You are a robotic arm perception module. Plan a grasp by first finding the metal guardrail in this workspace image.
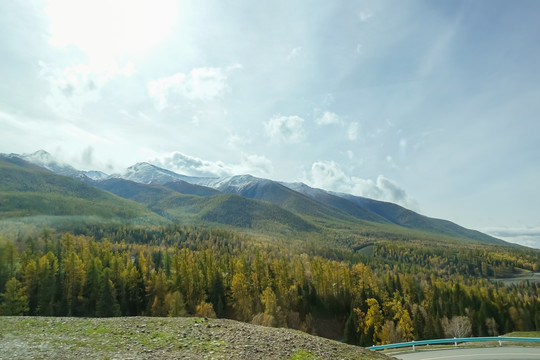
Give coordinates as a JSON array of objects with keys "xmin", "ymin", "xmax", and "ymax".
[{"xmin": 369, "ymin": 336, "xmax": 540, "ymax": 351}]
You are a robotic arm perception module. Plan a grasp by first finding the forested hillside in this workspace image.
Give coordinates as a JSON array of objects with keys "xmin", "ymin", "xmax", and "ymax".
[
  {"xmin": 1, "ymin": 225, "xmax": 539, "ymax": 346},
  {"xmin": 0, "ymin": 155, "xmax": 506, "ymax": 250},
  {"xmin": 0, "ymin": 158, "xmax": 165, "ymax": 225},
  {"xmin": 2, "ymin": 153, "xmax": 539, "ymax": 347}
]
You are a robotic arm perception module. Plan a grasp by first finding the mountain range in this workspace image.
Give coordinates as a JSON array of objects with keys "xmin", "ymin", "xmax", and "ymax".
[{"xmin": 0, "ymin": 150, "xmax": 507, "ymax": 246}]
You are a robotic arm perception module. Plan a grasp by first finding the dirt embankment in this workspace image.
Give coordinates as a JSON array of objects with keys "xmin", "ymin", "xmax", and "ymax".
[{"xmin": 0, "ymin": 316, "xmax": 394, "ymax": 360}]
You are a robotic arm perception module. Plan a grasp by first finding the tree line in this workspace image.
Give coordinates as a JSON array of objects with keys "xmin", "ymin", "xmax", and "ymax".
[{"xmin": 1, "ymin": 226, "xmax": 539, "ymax": 346}]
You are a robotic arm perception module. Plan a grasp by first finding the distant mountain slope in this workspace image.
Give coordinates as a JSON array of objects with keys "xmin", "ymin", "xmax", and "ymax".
[
  {"xmin": 91, "ymin": 177, "xmax": 314, "ymax": 233},
  {"xmin": 0, "ymin": 156, "xmax": 165, "ymax": 224},
  {"xmin": 282, "ymin": 182, "xmax": 506, "ymax": 245},
  {"xmin": 121, "ymin": 166, "xmax": 504, "ymax": 246},
  {"xmin": 120, "ymin": 167, "xmax": 377, "ymax": 227},
  {"xmin": 92, "ymin": 178, "xmax": 177, "ymax": 206},
  {"xmin": 203, "ymin": 175, "xmax": 370, "ymax": 224},
  {"xmin": 162, "ymin": 180, "xmax": 221, "ymax": 197},
  {"xmin": 337, "ymin": 193, "xmax": 507, "ymax": 245},
  {"xmin": 6, "ymin": 150, "xmax": 508, "ymax": 246},
  {"xmin": 283, "ymin": 182, "xmax": 391, "ymax": 224},
  {"xmin": 197, "ymin": 193, "xmax": 316, "ymax": 231}
]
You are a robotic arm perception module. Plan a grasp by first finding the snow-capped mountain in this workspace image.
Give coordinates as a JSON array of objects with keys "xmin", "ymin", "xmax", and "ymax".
[
  {"xmin": 2, "ymin": 150, "xmax": 506, "ymax": 245},
  {"xmin": 10, "ymin": 150, "xmax": 108, "ymax": 180},
  {"xmin": 18, "ymin": 150, "xmax": 79, "ymax": 177},
  {"xmin": 115, "ymin": 162, "xmax": 273, "ymax": 194},
  {"xmin": 201, "ymin": 175, "xmax": 273, "ymax": 192},
  {"xmin": 82, "ymin": 170, "xmax": 110, "ymax": 181},
  {"xmin": 117, "ymin": 162, "xmax": 214, "ymax": 185},
  {"xmin": 281, "ymin": 181, "xmax": 329, "ymax": 198}
]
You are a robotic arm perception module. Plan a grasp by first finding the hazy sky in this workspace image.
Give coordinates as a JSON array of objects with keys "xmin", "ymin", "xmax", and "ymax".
[{"xmin": 1, "ymin": 0, "xmax": 539, "ymax": 247}]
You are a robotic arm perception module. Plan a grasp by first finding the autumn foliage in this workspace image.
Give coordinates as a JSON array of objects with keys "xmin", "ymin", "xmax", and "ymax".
[{"xmin": 1, "ymin": 226, "xmax": 540, "ymax": 346}]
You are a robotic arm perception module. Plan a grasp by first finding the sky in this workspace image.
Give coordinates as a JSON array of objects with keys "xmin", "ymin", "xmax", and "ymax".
[{"xmin": 1, "ymin": 0, "xmax": 540, "ymax": 247}]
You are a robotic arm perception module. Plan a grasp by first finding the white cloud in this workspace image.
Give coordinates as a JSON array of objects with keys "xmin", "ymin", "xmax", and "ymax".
[
  {"xmin": 148, "ymin": 73, "xmax": 185, "ymax": 110},
  {"xmin": 316, "ymin": 111, "xmax": 343, "ymax": 126},
  {"xmin": 151, "ymin": 151, "xmax": 273, "ymax": 178},
  {"xmin": 264, "ymin": 115, "xmax": 306, "ymax": 143},
  {"xmin": 148, "ymin": 67, "xmax": 231, "ymax": 110},
  {"xmin": 40, "ymin": 61, "xmax": 135, "ymax": 115},
  {"xmin": 81, "ymin": 146, "xmax": 94, "ymax": 166},
  {"xmin": 237, "ymin": 154, "xmax": 273, "ymax": 176},
  {"xmin": 304, "ymin": 160, "xmax": 417, "ymax": 209},
  {"xmin": 151, "ymin": 152, "xmax": 229, "ymax": 177},
  {"xmin": 227, "ymin": 134, "xmax": 252, "ymax": 147},
  {"xmin": 386, "ymin": 155, "xmax": 399, "ymax": 169},
  {"xmin": 187, "ymin": 67, "xmax": 229, "ymax": 100},
  {"xmin": 375, "ymin": 175, "xmax": 415, "ymax": 208},
  {"xmin": 483, "ymin": 226, "xmax": 540, "ymax": 248},
  {"xmin": 60, "ymin": 124, "xmax": 113, "ymax": 145},
  {"xmin": 287, "ymin": 47, "xmax": 304, "ymax": 61},
  {"xmin": 348, "ymin": 122, "xmax": 360, "ymax": 140},
  {"xmin": 358, "ymin": 11, "xmax": 373, "ymax": 22}
]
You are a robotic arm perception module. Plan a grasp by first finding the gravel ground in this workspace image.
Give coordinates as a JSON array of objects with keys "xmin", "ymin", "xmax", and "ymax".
[{"xmin": 0, "ymin": 317, "xmax": 394, "ymax": 360}]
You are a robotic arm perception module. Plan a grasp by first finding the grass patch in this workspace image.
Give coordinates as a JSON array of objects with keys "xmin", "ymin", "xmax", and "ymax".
[
  {"xmin": 288, "ymin": 349, "xmax": 321, "ymax": 360},
  {"xmin": 505, "ymin": 331, "xmax": 540, "ymax": 338}
]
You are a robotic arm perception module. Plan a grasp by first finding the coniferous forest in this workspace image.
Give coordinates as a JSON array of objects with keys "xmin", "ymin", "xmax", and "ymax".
[{"xmin": 1, "ymin": 224, "xmax": 539, "ymax": 346}]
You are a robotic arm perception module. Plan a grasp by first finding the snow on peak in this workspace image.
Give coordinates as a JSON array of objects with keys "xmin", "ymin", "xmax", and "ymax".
[
  {"xmin": 206, "ymin": 174, "xmax": 271, "ymax": 192},
  {"xmin": 23, "ymin": 150, "xmax": 56, "ymax": 166},
  {"xmin": 281, "ymin": 182, "xmax": 325, "ymax": 197},
  {"xmin": 120, "ymin": 162, "xmax": 212, "ymax": 185},
  {"xmin": 118, "ymin": 164, "xmax": 266, "ymax": 191},
  {"xmin": 126, "ymin": 162, "xmax": 154, "ymax": 171},
  {"xmin": 83, "ymin": 170, "xmax": 109, "ymax": 181},
  {"xmin": 19, "ymin": 150, "xmax": 80, "ymax": 176}
]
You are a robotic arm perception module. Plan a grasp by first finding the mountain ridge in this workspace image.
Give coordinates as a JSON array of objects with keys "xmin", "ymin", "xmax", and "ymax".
[{"xmin": 3, "ymin": 150, "xmax": 508, "ymax": 246}]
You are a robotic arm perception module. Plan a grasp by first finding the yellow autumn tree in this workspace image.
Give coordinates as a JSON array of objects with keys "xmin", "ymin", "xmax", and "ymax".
[
  {"xmin": 195, "ymin": 301, "xmax": 216, "ymax": 318},
  {"xmin": 63, "ymin": 250, "xmax": 85, "ymax": 316},
  {"xmin": 166, "ymin": 290, "xmax": 186, "ymax": 317},
  {"xmin": 365, "ymin": 298, "xmax": 384, "ymax": 344},
  {"xmin": 391, "ymin": 292, "xmax": 414, "ymax": 341},
  {"xmin": 231, "ymin": 272, "xmax": 252, "ymax": 321}
]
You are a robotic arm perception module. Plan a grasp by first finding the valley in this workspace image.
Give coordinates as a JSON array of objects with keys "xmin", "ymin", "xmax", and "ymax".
[{"xmin": 1, "ymin": 151, "xmax": 539, "ymax": 353}]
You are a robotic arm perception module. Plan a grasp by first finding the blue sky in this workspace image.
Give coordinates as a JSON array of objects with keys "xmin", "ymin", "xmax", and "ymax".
[{"xmin": 1, "ymin": 0, "xmax": 539, "ymax": 247}]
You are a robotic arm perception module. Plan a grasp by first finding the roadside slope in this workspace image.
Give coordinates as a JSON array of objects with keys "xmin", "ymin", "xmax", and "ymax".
[{"xmin": 0, "ymin": 316, "xmax": 392, "ymax": 360}]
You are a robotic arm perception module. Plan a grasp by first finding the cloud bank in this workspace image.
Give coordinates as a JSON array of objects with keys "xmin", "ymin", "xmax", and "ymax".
[
  {"xmin": 148, "ymin": 67, "xmax": 232, "ymax": 110},
  {"xmin": 483, "ymin": 227, "xmax": 540, "ymax": 249},
  {"xmin": 304, "ymin": 160, "xmax": 417, "ymax": 209},
  {"xmin": 316, "ymin": 111, "xmax": 343, "ymax": 126},
  {"xmin": 40, "ymin": 61, "xmax": 135, "ymax": 115},
  {"xmin": 264, "ymin": 115, "xmax": 306, "ymax": 143},
  {"xmin": 151, "ymin": 151, "xmax": 273, "ymax": 178}
]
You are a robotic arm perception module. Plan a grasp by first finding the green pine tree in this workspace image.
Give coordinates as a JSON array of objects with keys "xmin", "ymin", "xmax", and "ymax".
[
  {"xmin": 96, "ymin": 268, "xmax": 120, "ymax": 317},
  {"xmin": 1, "ymin": 277, "xmax": 29, "ymax": 315}
]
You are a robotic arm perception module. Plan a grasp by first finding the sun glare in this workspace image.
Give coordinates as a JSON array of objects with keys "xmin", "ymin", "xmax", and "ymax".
[{"xmin": 45, "ymin": 0, "xmax": 177, "ymax": 61}]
